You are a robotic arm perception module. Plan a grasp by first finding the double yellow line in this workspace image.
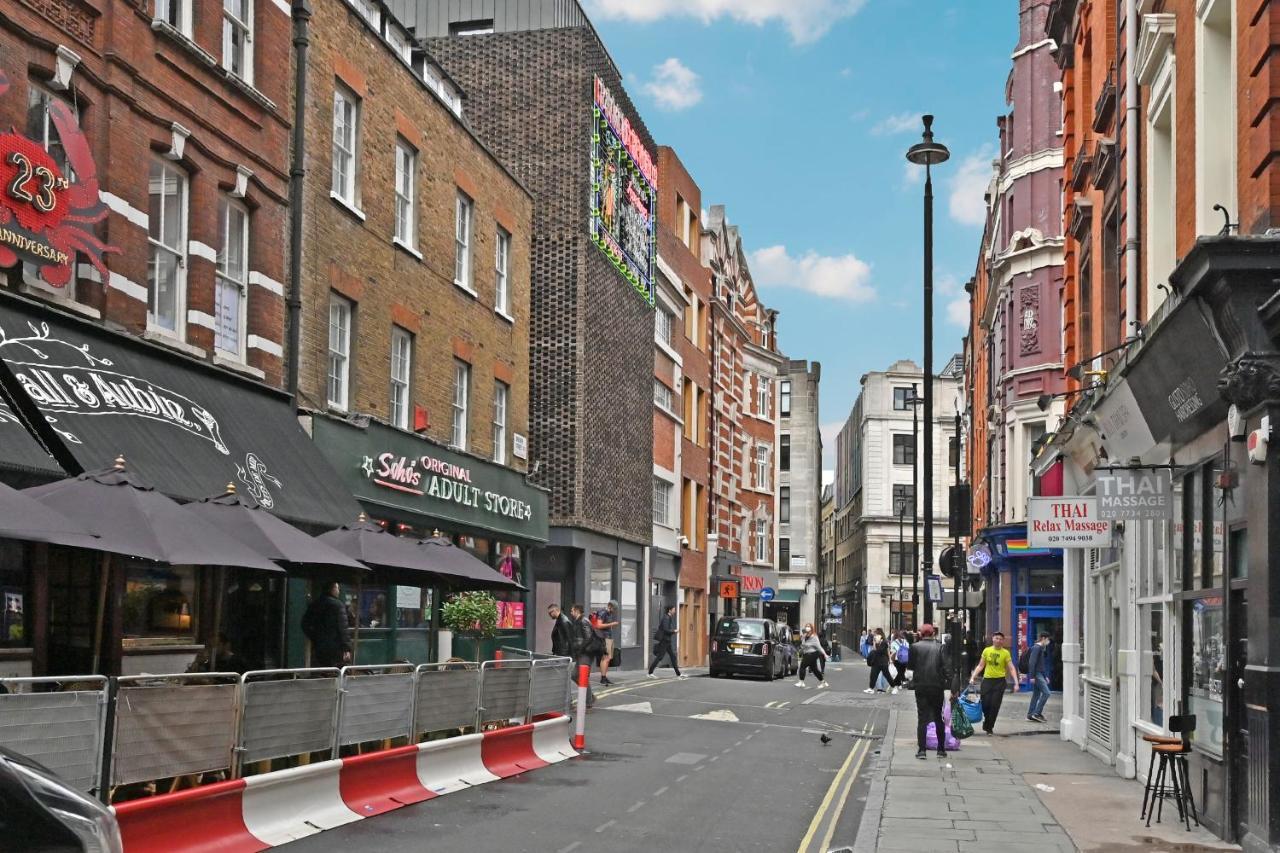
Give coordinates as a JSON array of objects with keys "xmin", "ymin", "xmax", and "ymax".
[{"xmin": 796, "ymin": 723, "xmax": 873, "ymax": 853}]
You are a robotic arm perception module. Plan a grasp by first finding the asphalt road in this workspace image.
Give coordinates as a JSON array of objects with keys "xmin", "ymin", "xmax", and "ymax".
[{"xmin": 284, "ymin": 660, "xmax": 889, "ymax": 853}]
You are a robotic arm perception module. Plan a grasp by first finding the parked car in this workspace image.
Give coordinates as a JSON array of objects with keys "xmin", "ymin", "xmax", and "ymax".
[
  {"xmin": 709, "ymin": 617, "xmax": 787, "ymax": 680},
  {"xmin": 0, "ymin": 746, "xmax": 122, "ymax": 853}
]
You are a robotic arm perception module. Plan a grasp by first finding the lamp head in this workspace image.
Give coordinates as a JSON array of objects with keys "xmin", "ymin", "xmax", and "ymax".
[
  {"xmin": 1067, "ymin": 363, "xmax": 1084, "ymax": 381},
  {"xmin": 906, "ymin": 114, "xmax": 951, "ymax": 166},
  {"xmin": 1037, "ymin": 393, "xmax": 1053, "ymax": 412}
]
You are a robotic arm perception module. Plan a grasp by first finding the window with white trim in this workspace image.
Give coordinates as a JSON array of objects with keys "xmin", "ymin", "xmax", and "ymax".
[
  {"xmin": 756, "ymin": 376, "xmax": 771, "ymax": 417},
  {"xmin": 495, "ymin": 227, "xmax": 510, "ymax": 315},
  {"xmin": 492, "ymin": 381, "xmax": 508, "ymax": 464},
  {"xmin": 755, "ymin": 444, "xmax": 771, "ymax": 491},
  {"xmin": 655, "ymin": 304, "xmax": 674, "ymax": 345},
  {"xmin": 389, "ymin": 326, "xmax": 412, "ymax": 429},
  {"xmin": 454, "ymin": 192, "xmax": 473, "ymax": 289},
  {"xmin": 155, "ymin": 0, "xmax": 192, "ymax": 34},
  {"xmin": 327, "ymin": 295, "xmax": 352, "ymax": 410},
  {"xmin": 385, "ymin": 20, "xmax": 412, "ymax": 62},
  {"xmin": 1196, "ymin": 0, "xmax": 1236, "ymax": 238},
  {"xmin": 331, "ymin": 84, "xmax": 360, "ymax": 205},
  {"xmin": 147, "ymin": 160, "xmax": 187, "ymax": 334},
  {"xmin": 654, "ymin": 379, "xmax": 673, "ymax": 410},
  {"xmin": 222, "ymin": 0, "xmax": 253, "ymax": 83},
  {"xmin": 451, "ymin": 360, "xmax": 470, "ymax": 449},
  {"xmin": 652, "ymin": 477, "xmax": 672, "ymax": 527},
  {"xmin": 349, "ymin": 0, "xmax": 380, "ymax": 28},
  {"xmin": 754, "ymin": 519, "xmax": 769, "ymax": 563},
  {"xmin": 393, "ymin": 139, "xmax": 416, "ymax": 248},
  {"xmin": 215, "ymin": 197, "xmax": 249, "ymax": 358}
]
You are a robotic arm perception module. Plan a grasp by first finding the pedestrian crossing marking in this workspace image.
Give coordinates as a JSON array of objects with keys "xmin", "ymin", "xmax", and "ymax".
[{"xmin": 690, "ymin": 708, "xmax": 740, "ymax": 722}]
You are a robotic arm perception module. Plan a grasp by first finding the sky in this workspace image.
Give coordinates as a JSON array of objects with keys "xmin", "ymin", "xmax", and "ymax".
[{"xmin": 586, "ymin": 0, "xmax": 1017, "ymax": 472}]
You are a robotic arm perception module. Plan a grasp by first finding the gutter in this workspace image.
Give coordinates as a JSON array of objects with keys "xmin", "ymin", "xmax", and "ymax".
[
  {"xmin": 286, "ymin": 0, "xmax": 312, "ymax": 400},
  {"xmin": 1123, "ymin": 0, "xmax": 1140, "ymax": 338}
]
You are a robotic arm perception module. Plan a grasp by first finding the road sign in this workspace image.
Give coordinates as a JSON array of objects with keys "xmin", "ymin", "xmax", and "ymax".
[
  {"xmin": 760, "ymin": 587, "xmax": 775, "ymax": 602},
  {"xmin": 718, "ymin": 581, "xmax": 739, "ymax": 599},
  {"xmin": 830, "ymin": 603, "xmax": 844, "ymax": 618}
]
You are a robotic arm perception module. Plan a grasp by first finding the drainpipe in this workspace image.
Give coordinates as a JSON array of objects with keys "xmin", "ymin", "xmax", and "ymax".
[
  {"xmin": 1123, "ymin": 0, "xmax": 1140, "ymax": 337},
  {"xmin": 285, "ymin": 0, "xmax": 312, "ymax": 400}
]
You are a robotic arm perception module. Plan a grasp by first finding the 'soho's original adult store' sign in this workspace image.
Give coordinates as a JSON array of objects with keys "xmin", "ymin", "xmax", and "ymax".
[
  {"xmin": 1027, "ymin": 497, "xmax": 1112, "ymax": 548},
  {"xmin": 364, "ymin": 452, "xmax": 534, "ymax": 523}
]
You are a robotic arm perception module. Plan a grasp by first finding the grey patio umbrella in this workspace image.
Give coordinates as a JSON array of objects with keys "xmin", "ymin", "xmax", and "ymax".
[
  {"xmin": 185, "ymin": 485, "xmax": 367, "ymax": 570},
  {"xmin": 315, "ymin": 514, "xmax": 436, "ymax": 573},
  {"xmin": 23, "ymin": 458, "xmax": 279, "ymax": 571},
  {"xmin": 0, "ymin": 480, "xmax": 100, "ymax": 549},
  {"xmin": 417, "ymin": 536, "xmax": 525, "ymax": 591}
]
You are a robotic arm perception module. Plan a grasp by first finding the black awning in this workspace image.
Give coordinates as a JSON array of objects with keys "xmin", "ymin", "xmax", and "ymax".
[
  {"xmin": 0, "ymin": 400, "xmax": 61, "ymax": 480},
  {"xmin": 0, "ymin": 296, "xmax": 361, "ymax": 529}
]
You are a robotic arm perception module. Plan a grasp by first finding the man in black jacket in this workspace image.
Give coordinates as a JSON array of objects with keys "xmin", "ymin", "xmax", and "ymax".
[
  {"xmin": 301, "ymin": 582, "xmax": 351, "ymax": 668},
  {"xmin": 548, "ymin": 603, "xmax": 573, "ymax": 657},
  {"xmin": 908, "ymin": 623, "xmax": 951, "ymax": 759},
  {"xmin": 568, "ymin": 604, "xmax": 596, "ymax": 708},
  {"xmin": 647, "ymin": 605, "xmax": 687, "ymax": 679}
]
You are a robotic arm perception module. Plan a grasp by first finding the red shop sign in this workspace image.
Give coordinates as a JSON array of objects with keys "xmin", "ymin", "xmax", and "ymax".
[
  {"xmin": 741, "ymin": 575, "xmax": 765, "ymax": 593},
  {"xmin": 0, "ymin": 66, "xmax": 117, "ymax": 287}
]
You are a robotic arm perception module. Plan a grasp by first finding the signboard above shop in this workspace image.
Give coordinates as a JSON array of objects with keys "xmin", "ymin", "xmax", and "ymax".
[
  {"xmin": 1027, "ymin": 497, "xmax": 1113, "ymax": 548},
  {"xmin": 1096, "ymin": 468, "xmax": 1174, "ymax": 520}
]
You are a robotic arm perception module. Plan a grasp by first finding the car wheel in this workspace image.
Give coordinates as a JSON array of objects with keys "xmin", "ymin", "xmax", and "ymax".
[{"xmin": 709, "ymin": 668, "xmax": 720, "ymax": 678}]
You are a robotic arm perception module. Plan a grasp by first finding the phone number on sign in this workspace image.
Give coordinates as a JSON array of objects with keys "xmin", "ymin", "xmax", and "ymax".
[{"xmin": 1040, "ymin": 533, "xmax": 1108, "ymax": 545}]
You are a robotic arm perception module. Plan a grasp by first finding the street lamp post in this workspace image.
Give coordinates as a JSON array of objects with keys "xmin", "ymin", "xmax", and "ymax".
[
  {"xmin": 906, "ymin": 116, "xmax": 949, "ymax": 628},
  {"xmin": 897, "ymin": 504, "xmax": 906, "ymax": 631},
  {"xmin": 911, "ymin": 383, "xmax": 920, "ymax": 630}
]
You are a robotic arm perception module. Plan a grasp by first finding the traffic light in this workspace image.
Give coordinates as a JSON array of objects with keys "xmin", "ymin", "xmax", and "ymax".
[
  {"xmin": 948, "ymin": 484, "xmax": 972, "ymax": 537},
  {"xmin": 938, "ymin": 545, "xmax": 964, "ymax": 578}
]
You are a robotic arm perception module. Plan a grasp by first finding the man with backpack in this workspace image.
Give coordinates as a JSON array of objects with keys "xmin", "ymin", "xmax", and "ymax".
[{"xmin": 889, "ymin": 630, "xmax": 910, "ymax": 694}]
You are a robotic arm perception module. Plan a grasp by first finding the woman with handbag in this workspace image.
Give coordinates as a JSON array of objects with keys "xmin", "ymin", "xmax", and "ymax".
[{"xmin": 865, "ymin": 630, "xmax": 892, "ymax": 694}]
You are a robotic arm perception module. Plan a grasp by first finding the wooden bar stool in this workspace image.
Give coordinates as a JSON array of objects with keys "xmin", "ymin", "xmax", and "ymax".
[
  {"xmin": 1138, "ymin": 732, "xmax": 1182, "ymax": 820},
  {"xmin": 1144, "ymin": 715, "xmax": 1199, "ymax": 830}
]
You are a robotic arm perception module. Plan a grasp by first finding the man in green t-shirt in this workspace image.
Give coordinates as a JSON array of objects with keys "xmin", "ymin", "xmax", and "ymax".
[{"xmin": 969, "ymin": 631, "xmax": 1020, "ymax": 734}]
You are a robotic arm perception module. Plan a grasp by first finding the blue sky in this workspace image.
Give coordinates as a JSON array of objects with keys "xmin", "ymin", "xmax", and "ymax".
[{"xmin": 587, "ymin": 0, "xmax": 1017, "ymax": 472}]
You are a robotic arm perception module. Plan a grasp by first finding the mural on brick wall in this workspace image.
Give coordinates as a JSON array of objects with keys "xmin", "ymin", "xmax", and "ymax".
[{"xmin": 590, "ymin": 76, "xmax": 656, "ymax": 306}]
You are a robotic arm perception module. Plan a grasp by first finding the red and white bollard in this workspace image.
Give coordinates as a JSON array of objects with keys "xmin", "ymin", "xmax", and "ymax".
[{"xmin": 574, "ymin": 664, "xmax": 589, "ymax": 750}]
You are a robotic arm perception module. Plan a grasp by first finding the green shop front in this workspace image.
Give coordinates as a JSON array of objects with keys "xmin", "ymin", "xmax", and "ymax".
[{"xmin": 295, "ymin": 416, "xmax": 548, "ymax": 665}]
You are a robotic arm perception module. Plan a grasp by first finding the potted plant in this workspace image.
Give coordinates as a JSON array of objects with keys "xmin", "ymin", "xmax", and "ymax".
[{"xmin": 440, "ymin": 590, "xmax": 499, "ymax": 662}]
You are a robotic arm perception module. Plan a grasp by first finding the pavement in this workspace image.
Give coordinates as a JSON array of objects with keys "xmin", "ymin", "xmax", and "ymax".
[
  {"xmin": 855, "ymin": 685, "xmax": 1241, "ymax": 853},
  {"xmin": 282, "ymin": 659, "xmax": 890, "ymax": 852}
]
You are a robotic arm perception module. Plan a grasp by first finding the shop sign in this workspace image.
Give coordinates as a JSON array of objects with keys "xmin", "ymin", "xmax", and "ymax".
[
  {"xmin": 966, "ymin": 543, "xmax": 992, "ymax": 574},
  {"xmin": 497, "ymin": 601, "xmax": 524, "ymax": 629},
  {"xmin": 1124, "ymin": 302, "xmax": 1228, "ymax": 446},
  {"xmin": 741, "ymin": 574, "xmax": 765, "ymax": 593},
  {"xmin": 312, "ymin": 417, "xmax": 548, "ymax": 543},
  {"xmin": 0, "ymin": 67, "xmax": 117, "ymax": 286},
  {"xmin": 1094, "ymin": 382, "xmax": 1157, "ymax": 463},
  {"xmin": 1096, "ymin": 469, "xmax": 1174, "ymax": 520},
  {"xmin": 395, "ymin": 586, "xmax": 421, "ymax": 610},
  {"xmin": 718, "ymin": 580, "xmax": 739, "ymax": 599},
  {"xmin": 1027, "ymin": 497, "xmax": 1112, "ymax": 548},
  {"xmin": 792, "ymin": 554, "xmax": 808, "ymax": 570}
]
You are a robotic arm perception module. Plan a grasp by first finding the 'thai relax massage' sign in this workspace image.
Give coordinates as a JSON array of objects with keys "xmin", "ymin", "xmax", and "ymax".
[{"xmin": 1027, "ymin": 497, "xmax": 1112, "ymax": 548}]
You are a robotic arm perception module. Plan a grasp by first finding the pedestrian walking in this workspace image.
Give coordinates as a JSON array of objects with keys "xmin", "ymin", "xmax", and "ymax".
[
  {"xmin": 547, "ymin": 603, "xmax": 573, "ymax": 657},
  {"xmin": 795, "ymin": 623, "xmax": 829, "ymax": 688},
  {"xmin": 647, "ymin": 605, "xmax": 687, "ymax": 679},
  {"xmin": 889, "ymin": 630, "xmax": 910, "ymax": 692},
  {"xmin": 301, "ymin": 582, "xmax": 352, "ymax": 668},
  {"xmin": 593, "ymin": 600, "xmax": 620, "ymax": 685},
  {"xmin": 908, "ymin": 624, "xmax": 951, "ymax": 759},
  {"xmin": 969, "ymin": 631, "xmax": 1019, "ymax": 734},
  {"xmin": 864, "ymin": 630, "xmax": 892, "ymax": 694},
  {"xmin": 568, "ymin": 604, "xmax": 597, "ymax": 708},
  {"xmin": 1025, "ymin": 632, "xmax": 1053, "ymax": 722},
  {"xmin": 858, "ymin": 627, "xmax": 871, "ymax": 659},
  {"xmin": 830, "ymin": 636, "xmax": 842, "ymax": 662}
]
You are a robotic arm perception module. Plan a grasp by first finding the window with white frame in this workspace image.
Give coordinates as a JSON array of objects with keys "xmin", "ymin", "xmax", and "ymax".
[
  {"xmin": 384, "ymin": 20, "xmax": 412, "ymax": 62},
  {"xmin": 327, "ymin": 295, "xmax": 352, "ymax": 410},
  {"xmin": 652, "ymin": 477, "xmax": 672, "ymax": 527},
  {"xmin": 494, "ymin": 227, "xmax": 510, "ymax": 315},
  {"xmin": 451, "ymin": 360, "xmax": 470, "ymax": 449},
  {"xmin": 1196, "ymin": 0, "xmax": 1235, "ymax": 237},
  {"xmin": 755, "ymin": 444, "xmax": 770, "ymax": 491},
  {"xmin": 1144, "ymin": 20, "xmax": 1176, "ymax": 312},
  {"xmin": 215, "ymin": 197, "xmax": 249, "ymax": 358},
  {"xmin": 147, "ymin": 160, "xmax": 187, "ymax": 334},
  {"xmin": 393, "ymin": 139, "xmax": 416, "ymax": 248},
  {"xmin": 454, "ymin": 192, "xmax": 473, "ymax": 289},
  {"xmin": 222, "ymin": 0, "xmax": 253, "ymax": 83},
  {"xmin": 756, "ymin": 376, "xmax": 770, "ymax": 417},
  {"xmin": 654, "ymin": 379, "xmax": 673, "ymax": 411},
  {"xmin": 349, "ymin": 0, "xmax": 380, "ymax": 28},
  {"xmin": 155, "ymin": 0, "xmax": 192, "ymax": 34},
  {"xmin": 331, "ymin": 84, "xmax": 360, "ymax": 206},
  {"xmin": 492, "ymin": 381, "xmax": 508, "ymax": 464},
  {"xmin": 655, "ymin": 303, "xmax": 674, "ymax": 345},
  {"xmin": 754, "ymin": 519, "xmax": 769, "ymax": 563},
  {"xmin": 389, "ymin": 326, "xmax": 412, "ymax": 429}
]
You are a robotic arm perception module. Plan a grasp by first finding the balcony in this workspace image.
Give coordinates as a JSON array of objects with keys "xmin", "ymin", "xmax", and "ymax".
[
  {"xmin": 1070, "ymin": 141, "xmax": 1094, "ymax": 192},
  {"xmin": 1069, "ymin": 196, "xmax": 1094, "ymax": 242},
  {"xmin": 1093, "ymin": 69, "xmax": 1117, "ymax": 133}
]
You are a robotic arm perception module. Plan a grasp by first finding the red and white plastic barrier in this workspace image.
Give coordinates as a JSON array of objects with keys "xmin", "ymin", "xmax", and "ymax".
[{"xmin": 113, "ymin": 715, "xmax": 577, "ymax": 852}]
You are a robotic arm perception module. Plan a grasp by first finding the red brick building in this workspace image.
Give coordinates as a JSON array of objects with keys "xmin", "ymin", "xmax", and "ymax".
[{"xmin": 0, "ymin": 0, "xmax": 292, "ymax": 384}]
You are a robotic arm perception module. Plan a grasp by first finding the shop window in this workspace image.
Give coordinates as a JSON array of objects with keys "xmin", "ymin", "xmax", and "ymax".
[
  {"xmin": 1139, "ymin": 604, "xmax": 1165, "ymax": 727},
  {"xmin": 395, "ymin": 587, "xmax": 432, "ymax": 629},
  {"xmin": 123, "ymin": 563, "xmax": 196, "ymax": 640},
  {"xmin": 589, "ymin": 554, "xmax": 613, "ymax": 615},
  {"xmin": 1186, "ymin": 594, "xmax": 1225, "ymax": 755},
  {"xmin": 0, "ymin": 542, "xmax": 28, "ymax": 648},
  {"xmin": 620, "ymin": 558, "xmax": 639, "ymax": 646}
]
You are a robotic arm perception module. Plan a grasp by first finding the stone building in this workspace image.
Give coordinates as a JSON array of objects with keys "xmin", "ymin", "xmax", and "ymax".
[
  {"xmin": 398, "ymin": 0, "xmax": 657, "ymax": 660},
  {"xmin": 775, "ymin": 359, "xmax": 821, "ymax": 627}
]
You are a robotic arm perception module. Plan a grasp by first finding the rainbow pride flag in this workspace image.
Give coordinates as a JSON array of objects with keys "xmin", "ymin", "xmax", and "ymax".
[{"xmin": 1005, "ymin": 538, "xmax": 1055, "ymax": 557}]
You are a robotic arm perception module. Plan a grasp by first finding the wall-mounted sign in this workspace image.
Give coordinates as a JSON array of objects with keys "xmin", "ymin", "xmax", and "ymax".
[
  {"xmin": 1096, "ymin": 468, "xmax": 1174, "ymax": 520},
  {"xmin": 718, "ymin": 581, "xmax": 739, "ymax": 599},
  {"xmin": 966, "ymin": 542, "xmax": 992, "ymax": 573},
  {"xmin": 925, "ymin": 575, "xmax": 943, "ymax": 603},
  {"xmin": 0, "ymin": 67, "xmax": 116, "ymax": 286},
  {"xmin": 1027, "ymin": 497, "xmax": 1112, "ymax": 548},
  {"xmin": 512, "ymin": 433, "xmax": 528, "ymax": 460},
  {"xmin": 1124, "ymin": 301, "xmax": 1228, "ymax": 446},
  {"xmin": 759, "ymin": 587, "xmax": 775, "ymax": 602},
  {"xmin": 791, "ymin": 554, "xmax": 808, "ymax": 570},
  {"xmin": 741, "ymin": 574, "xmax": 765, "ymax": 593},
  {"xmin": 590, "ymin": 76, "xmax": 656, "ymax": 306}
]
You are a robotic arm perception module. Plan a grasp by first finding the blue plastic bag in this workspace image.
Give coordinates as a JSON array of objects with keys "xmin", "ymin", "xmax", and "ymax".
[{"xmin": 959, "ymin": 687, "xmax": 983, "ymax": 724}]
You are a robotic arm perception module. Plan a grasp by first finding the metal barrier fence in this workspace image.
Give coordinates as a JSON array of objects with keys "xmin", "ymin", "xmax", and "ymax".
[{"xmin": 0, "ymin": 655, "xmax": 573, "ymax": 802}]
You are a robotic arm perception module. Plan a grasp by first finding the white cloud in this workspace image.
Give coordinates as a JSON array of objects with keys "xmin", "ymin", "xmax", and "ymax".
[
  {"xmin": 749, "ymin": 245, "xmax": 875, "ymax": 302},
  {"xmin": 938, "ymin": 273, "xmax": 970, "ymax": 328},
  {"xmin": 643, "ymin": 58, "xmax": 703, "ymax": 111},
  {"xmin": 587, "ymin": 0, "xmax": 866, "ymax": 44},
  {"xmin": 871, "ymin": 112, "xmax": 922, "ymax": 136},
  {"xmin": 948, "ymin": 145, "xmax": 996, "ymax": 227},
  {"xmin": 839, "ymin": 67, "xmax": 853, "ymax": 78},
  {"xmin": 903, "ymin": 162, "xmax": 924, "ymax": 187}
]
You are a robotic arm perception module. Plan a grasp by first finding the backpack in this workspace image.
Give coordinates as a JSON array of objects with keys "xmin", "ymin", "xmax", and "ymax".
[
  {"xmin": 1018, "ymin": 646, "xmax": 1032, "ymax": 674},
  {"xmin": 896, "ymin": 640, "xmax": 909, "ymax": 664}
]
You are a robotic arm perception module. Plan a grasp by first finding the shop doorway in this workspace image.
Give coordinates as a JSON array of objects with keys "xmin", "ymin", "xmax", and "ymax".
[
  {"xmin": 533, "ymin": 581, "xmax": 562, "ymax": 655},
  {"xmin": 1022, "ymin": 609, "xmax": 1064, "ymax": 691},
  {"xmin": 1229, "ymin": 585, "xmax": 1249, "ymax": 841}
]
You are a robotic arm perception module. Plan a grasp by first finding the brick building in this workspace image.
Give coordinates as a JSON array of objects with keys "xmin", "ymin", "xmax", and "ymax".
[
  {"xmin": 1036, "ymin": 1, "xmax": 1280, "ymax": 847},
  {"xmin": 290, "ymin": 0, "xmax": 544, "ymax": 663},
  {"xmin": 703, "ymin": 205, "xmax": 785, "ymax": 620},
  {"xmin": 399, "ymin": 0, "xmax": 658, "ymax": 660},
  {"xmin": 655, "ymin": 146, "xmax": 711, "ymax": 667},
  {"xmin": 963, "ymin": 0, "xmax": 1067, "ymax": 661}
]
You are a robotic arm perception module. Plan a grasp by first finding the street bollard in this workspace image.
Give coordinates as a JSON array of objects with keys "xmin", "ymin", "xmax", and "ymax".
[{"xmin": 574, "ymin": 664, "xmax": 589, "ymax": 750}]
